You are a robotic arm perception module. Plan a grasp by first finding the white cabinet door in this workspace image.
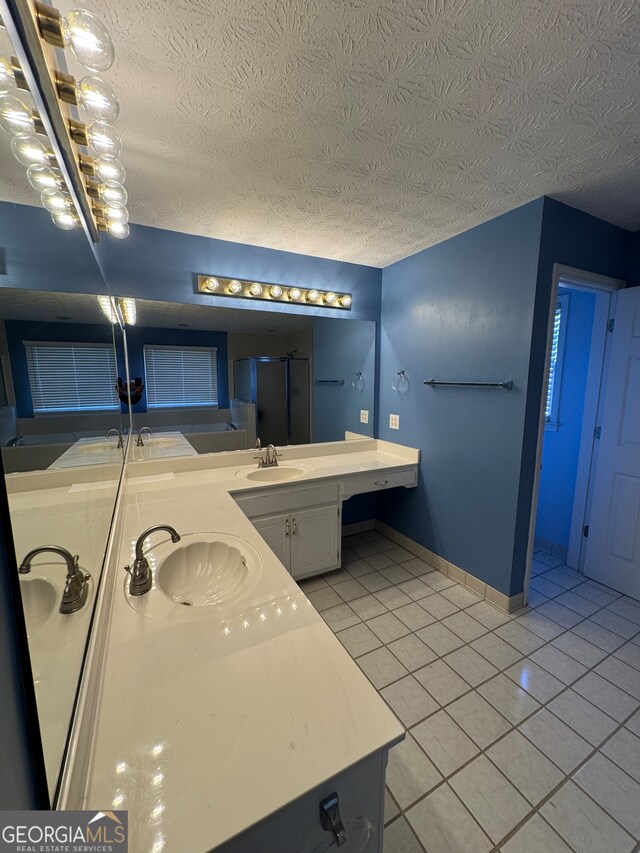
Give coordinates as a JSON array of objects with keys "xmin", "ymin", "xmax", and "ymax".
[
  {"xmin": 252, "ymin": 513, "xmax": 291, "ymax": 572},
  {"xmin": 290, "ymin": 505, "xmax": 340, "ymax": 580},
  {"xmin": 584, "ymin": 286, "xmax": 640, "ymax": 599}
]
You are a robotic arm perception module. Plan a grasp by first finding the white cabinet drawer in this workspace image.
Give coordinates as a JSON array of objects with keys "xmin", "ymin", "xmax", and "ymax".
[
  {"xmin": 343, "ymin": 468, "xmax": 417, "ymax": 499},
  {"xmin": 234, "ymin": 482, "xmax": 340, "ymax": 519}
]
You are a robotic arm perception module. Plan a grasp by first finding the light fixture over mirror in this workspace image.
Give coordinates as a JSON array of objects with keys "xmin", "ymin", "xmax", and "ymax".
[
  {"xmin": 198, "ymin": 275, "xmax": 352, "ymax": 310},
  {"xmin": 0, "ymin": 2, "xmax": 129, "ymax": 239}
]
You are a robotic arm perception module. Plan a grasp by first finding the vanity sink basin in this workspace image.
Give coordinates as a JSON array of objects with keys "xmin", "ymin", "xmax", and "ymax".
[
  {"xmin": 156, "ymin": 536, "xmax": 252, "ymax": 607},
  {"xmin": 243, "ymin": 465, "xmax": 310, "ymax": 483},
  {"xmin": 148, "ymin": 437, "xmax": 179, "ymax": 448},
  {"xmin": 20, "ymin": 577, "xmax": 57, "ymax": 636}
]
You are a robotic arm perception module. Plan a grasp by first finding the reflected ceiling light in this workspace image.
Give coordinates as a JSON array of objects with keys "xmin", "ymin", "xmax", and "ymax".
[
  {"xmin": 106, "ymin": 220, "xmax": 129, "ymax": 239},
  {"xmin": 0, "ymin": 56, "xmax": 15, "ymax": 94},
  {"xmin": 0, "ymin": 4, "xmax": 129, "ymax": 240},
  {"xmin": 11, "ymin": 135, "xmax": 50, "ymax": 166},
  {"xmin": 98, "ymin": 295, "xmax": 118, "ymax": 323},
  {"xmin": 118, "ymin": 297, "xmax": 136, "ymax": 325},
  {"xmin": 52, "ymin": 211, "xmax": 78, "ymax": 230},
  {"xmin": 103, "ymin": 204, "xmax": 129, "ymax": 223},
  {"xmin": 37, "ymin": 5, "xmax": 115, "ymax": 72},
  {"xmin": 196, "ymin": 276, "xmax": 352, "ymax": 311},
  {"xmin": 41, "ymin": 187, "xmax": 71, "ymax": 213},
  {"xmin": 26, "ymin": 163, "xmax": 60, "ymax": 191},
  {"xmin": 0, "ymin": 94, "xmax": 35, "ymax": 136}
]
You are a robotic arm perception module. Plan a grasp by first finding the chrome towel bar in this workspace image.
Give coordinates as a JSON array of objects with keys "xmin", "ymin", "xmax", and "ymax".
[{"xmin": 424, "ymin": 379, "xmax": 513, "ymax": 389}]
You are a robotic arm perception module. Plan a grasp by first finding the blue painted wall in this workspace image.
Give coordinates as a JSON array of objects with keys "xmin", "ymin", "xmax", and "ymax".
[
  {"xmin": 5, "ymin": 320, "xmax": 124, "ymax": 418},
  {"xmin": 509, "ymin": 199, "xmax": 632, "ymax": 592},
  {"xmin": 104, "ymin": 222, "xmax": 382, "ymax": 323},
  {"xmin": 376, "ymin": 200, "xmax": 546, "ymax": 595},
  {"xmin": 312, "ymin": 318, "xmax": 376, "ymax": 442},
  {"xmin": 535, "ymin": 289, "xmax": 596, "ymax": 549},
  {"xmin": 625, "ymin": 230, "xmax": 640, "ymax": 288},
  {"xmin": 0, "ymin": 202, "xmax": 106, "ymax": 295},
  {"xmin": 124, "ymin": 326, "xmax": 229, "ymax": 412}
]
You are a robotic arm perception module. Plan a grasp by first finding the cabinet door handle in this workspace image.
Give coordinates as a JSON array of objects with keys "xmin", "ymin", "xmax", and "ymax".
[
  {"xmin": 285, "ymin": 518, "xmax": 290, "ymax": 537},
  {"xmin": 374, "ymin": 480, "xmax": 388, "ymax": 486},
  {"xmin": 292, "ymin": 518, "xmax": 297, "ymax": 535}
]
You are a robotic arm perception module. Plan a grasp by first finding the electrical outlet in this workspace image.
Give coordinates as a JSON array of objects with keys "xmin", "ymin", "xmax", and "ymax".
[
  {"xmin": 360, "ymin": 409, "xmax": 369, "ymax": 424},
  {"xmin": 389, "ymin": 414, "xmax": 399, "ymax": 430}
]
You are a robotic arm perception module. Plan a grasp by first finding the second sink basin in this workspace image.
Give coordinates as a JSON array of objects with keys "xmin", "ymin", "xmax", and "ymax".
[
  {"xmin": 242, "ymin": 465, "xmax": 311, "ymax": 483},
  {"xmin": 20, "ymin": 577, "xmax": 57, "ymax": 636},
  {"xmin": 157, "ymin": 539, "xmax": 250, "ymax": 607}
]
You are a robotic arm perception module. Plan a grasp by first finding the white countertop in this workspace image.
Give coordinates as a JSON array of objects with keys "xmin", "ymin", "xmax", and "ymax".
[{"xmin": 81, "ymin": 440, "xmax": 415, "ymax": 852}]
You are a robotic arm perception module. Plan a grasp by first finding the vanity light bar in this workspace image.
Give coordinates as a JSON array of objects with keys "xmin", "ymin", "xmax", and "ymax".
[{"xmin": 196, "ymin": 276, "xmax": 352, "ymax": 310}]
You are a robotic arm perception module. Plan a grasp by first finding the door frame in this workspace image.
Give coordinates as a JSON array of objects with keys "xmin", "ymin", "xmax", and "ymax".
[{"xmin": 524, "ymin": 264, "xmax": 625, "ymax": 602}]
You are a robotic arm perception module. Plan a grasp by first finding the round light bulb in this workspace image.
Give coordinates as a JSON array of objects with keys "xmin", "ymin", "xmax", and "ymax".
[
  {"xmin": 93, "ymin": 157, "xmax": 125, "ymax": 183},
  {"xmin": 0, "ymin": 95, "xmax": 35, "ymax": 137},
  {"xmin": 107, "ymin": 220, "xmax": 129, "ymax": 239},
  {"xmin": 288, "ymin": 288, "xmax": 302, "ymax": 301},
  {"xmin": 62, "ymin": 10, "xmax": 114, "ymax": 73},
  {"xmin": 27, "ymin": 164, "xmax": 60, "ymax": 191},
  {"xmin": 324, "ymin": 292, "xmax": 337, "ymax": 305},
  {"xmin": 340, "ymin": 294, "xmax": 352, "ymax": 308},
  {"xmin": 87, "ymin": 121, "xmax": 122, "ymax": 160},
  {"xmin": 249, "ymin": 283, "xmax": 263, "ymax": 296},
  {"xmin": 104, "ymin": 204, "xmax": 129, "ymax": 223},
  {"xmin": 76, "ymin": 76, "xmax": 119, "ymax": 123},
  {"xmin": 41, "ymin": 188, "xmax": 71, "ymax": 213},
  {"xmin": 228, "ymin": 279, "xmax": 243, "ymax": 294},
  {"xmin": 0, "ymin": 57, "xmax": 15, "ymax": 95},
  {"xmin": 269, "ymin": 285, "xmax": 283, "ymax": 298},
  {"xmin": 52, "ymin": 211, "xmax": 77, "ymax": 230},
  {"xmin": 205, "ymin": 277, "xmax": 220, "ymax": 292},
  {"xmin": 306, "ymin": 289, "xmax": 320, "ymax": 303},
  {"xmin": 11, "ymin": 135, "xmax": 49, "ymax": 167},
  {"xmin": 99, "ymin": 179, "xmax": 127, "ymax": 207}
]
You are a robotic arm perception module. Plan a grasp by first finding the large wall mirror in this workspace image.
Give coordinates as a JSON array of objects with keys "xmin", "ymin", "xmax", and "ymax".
[
  {"xmin": 0, "ymin": 22, "xmax": 128, "ymax": 800},
  {"xmin": 123, "ymin": 297, "xmax": 376, "ymax": 458}
]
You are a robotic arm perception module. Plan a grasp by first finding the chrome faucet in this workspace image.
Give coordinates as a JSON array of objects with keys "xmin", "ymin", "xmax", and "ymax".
[
  {"xmin": 5, "ymin": 435, "xmax": 23, "ymax": 447},
  {"xmin": 106, "ymin": 428, "xmax": 124, "ymax": 448},
  {"xmin": 19, "ymin": 546, "xmax": 90, "ymax": 614},
  {"xmin": 258, "ymin": 443, "xmax": 280, "ymax": 468},
  {"xmin": 125, "ymin": 524, "xmax": 181, "ymax": 596},
  {"xmin": 136, "ymin": 426, "xmax": 153, "ymax": 447}
]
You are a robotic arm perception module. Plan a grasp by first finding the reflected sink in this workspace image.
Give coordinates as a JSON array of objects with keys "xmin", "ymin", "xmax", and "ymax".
[
  {"xmin": 20, "ymin": 577, "xmax": 57, "ymax": 636},
  {"xmin": 156, "ymin": 536, "xmax": 251, "ymax": 607},
  {"xmin": 147, "ymin": 437, "xmax": 179, "ymax": 448},
  {"xmin": 243, "ymin": 465, "xmax": 310, "ymax": 483}
]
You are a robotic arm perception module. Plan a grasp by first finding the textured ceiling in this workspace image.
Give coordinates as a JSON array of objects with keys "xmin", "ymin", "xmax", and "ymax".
[
  {"xmin": 3, "ymin": 1, "xmax": 640, "ymax": 265},
  {"xmin": 0, "ymin": 288, "xmax": 312, "ymax": 332}
]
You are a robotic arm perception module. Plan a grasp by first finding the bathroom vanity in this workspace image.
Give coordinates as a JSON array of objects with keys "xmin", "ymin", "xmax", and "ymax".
[{"xmin": 61, "ymin": 437, "xmax": 418, "ymax": 852}]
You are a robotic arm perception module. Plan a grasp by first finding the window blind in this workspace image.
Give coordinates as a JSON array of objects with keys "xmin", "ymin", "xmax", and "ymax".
[
  {"xmin": 144, "ymin": 345, "xmax": 219, "ymax": 409},
  {"xmin": 25, "ymin": 341, "xmax": 119, "ymax": 414},
  {"xmin": 545, "ymin": 300, "xmax": 564, "ymax": 422}
]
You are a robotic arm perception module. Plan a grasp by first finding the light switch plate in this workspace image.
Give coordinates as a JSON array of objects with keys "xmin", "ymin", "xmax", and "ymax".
[
  {"xmin": 360, "ymin": 409, "xmax": 369, "ymax": 424},
  {"xmin": 389, "ymin": 414, "xmax": 399, "ymax": 430}
]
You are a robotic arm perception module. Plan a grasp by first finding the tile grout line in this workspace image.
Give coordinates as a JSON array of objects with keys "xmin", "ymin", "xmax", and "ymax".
[{"xmin": 307, "ymin": 533, "xmax": 640, "ymax": 851}]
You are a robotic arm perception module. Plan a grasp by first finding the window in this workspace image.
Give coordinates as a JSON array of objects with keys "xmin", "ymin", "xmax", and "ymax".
[
  {"xmin": 144, "ymin": 345, "xmax": 219, "ymax": 409},
  {"xmin": 25, "ymin": 341, "xmax": 119, "ymax": 414},
  {"xmin": 545, "ymin": 292, "xmax": 569, "ymax": 429}
]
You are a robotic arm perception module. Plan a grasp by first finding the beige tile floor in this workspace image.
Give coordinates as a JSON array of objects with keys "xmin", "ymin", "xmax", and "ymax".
[{"xmin": 300, "ymin": 531, "xmax": 640, "ymax": 853}]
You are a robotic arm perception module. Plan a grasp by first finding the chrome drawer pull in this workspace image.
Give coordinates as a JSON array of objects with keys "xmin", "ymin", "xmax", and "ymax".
[{"xmin": 374, "ymin": 480, "xmax": 388, "ymax": 486}]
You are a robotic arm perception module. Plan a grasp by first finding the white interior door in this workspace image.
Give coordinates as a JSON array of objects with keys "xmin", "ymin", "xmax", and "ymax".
[{"xmin": 583, "ymin": 286, "xmax": 640, "ymax": 599}]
